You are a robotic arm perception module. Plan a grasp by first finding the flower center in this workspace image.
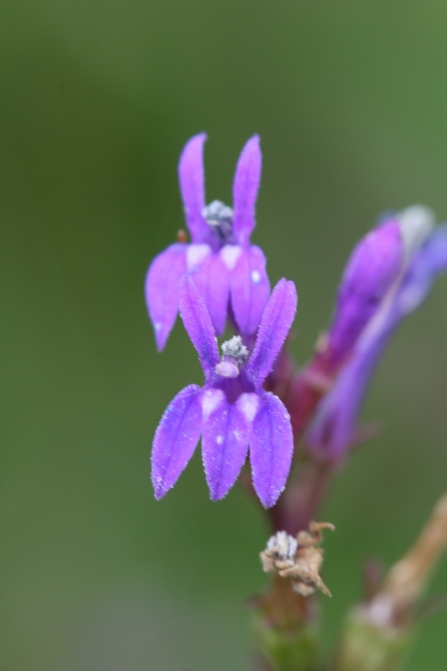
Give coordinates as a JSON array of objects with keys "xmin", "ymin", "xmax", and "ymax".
[
  {"xmin": 202, "ymin": 200, "xmax": 234, "ymax": 243},
  {"xmin": 215, "ymin": 335, "xmax": 249, "ymax": 378}
]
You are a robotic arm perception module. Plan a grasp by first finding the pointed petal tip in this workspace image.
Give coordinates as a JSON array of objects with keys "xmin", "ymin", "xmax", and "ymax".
[
  {"xmin": 152, "ymin": 472, "xmax": 169, "ymax": 500},
  {"xmin": 208, "ymin": 486, "xmax": 227, "ymax": 502},
  {"xmin": 244, "ymin": 133, "xmax": 260, "ymax": 148},
  {"xmin": 277, "ymin": 277, "xmax": 298, "ymax": 300},
  {"xmin": 183, "ymin": 132, "xmax": 207, "ymax": 148},
  {"xmin": 259, "ymin": 491, "xmax": 281, "ymax": 509},
  {"xmin": 153, "ymin": 486, "xmax": 166, "ymax": 501},
  {"xmin": 154, "ymin": 329, "xmax": 167, "ymax": 352},
  {"xmin": 254, "ymin": 480, "xmax": 285, "ymax": 509}
]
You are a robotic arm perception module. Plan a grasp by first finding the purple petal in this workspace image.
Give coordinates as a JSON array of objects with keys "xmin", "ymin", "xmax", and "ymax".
[
  {"xmin": 229, "ymin": 245, "xmax": 270, "ymax": 338},
  {"xmin": 189, "ymin": 252, "xmax": 230, "ymax": 335},
  {"xmin": 151, "ymin": 385, "xmax": 202, "ymax": 499},
  {"xmin": 178, "ymin": 275, "xmax": 220, "ymax": 377},
  {"xmin": 232, "ymin": 135, "xmax": 262, "ymax": 245},
  {"xmin": 246, "ymin": 279, "xmax": 297, "ymax": 385},
  {"xmin": 145, "ymin": 243, "xmax": 187, "ymax": 351},
  {"xmin": 249, "ymin": 392, "xmax": 293, "ymax": 508},
  {"xmin": 178, "ymin": 134, "xmax": 210, "ymax": 244},
  {"xmin": 201, "ymin": 390, "xmax": 253, "ymax": 500},
  {"xmin": 328, "ymin": 220, "xmax": 403, "ymax": 366}
]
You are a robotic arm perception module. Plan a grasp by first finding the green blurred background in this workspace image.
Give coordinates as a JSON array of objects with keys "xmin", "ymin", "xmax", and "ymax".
[{"xmin": 2, "ymin": 2, "xmax": 447, "ymax": 669}]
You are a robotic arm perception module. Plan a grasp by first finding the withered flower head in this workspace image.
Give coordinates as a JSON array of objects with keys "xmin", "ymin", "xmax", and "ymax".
[{"xmin": 260, "ymin": 521, "xmax": 335, "ymax": 597}]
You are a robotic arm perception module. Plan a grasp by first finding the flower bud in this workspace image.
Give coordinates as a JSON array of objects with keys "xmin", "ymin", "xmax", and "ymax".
[{"xmin": 328, "ymin": 220, "xmax": 403, "ymax": 367}]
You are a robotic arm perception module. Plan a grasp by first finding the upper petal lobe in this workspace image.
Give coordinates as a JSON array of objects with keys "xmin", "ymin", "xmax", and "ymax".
[
  {"xmin": 178, "ymin": 133, "xmax": 210, "ymax": 244},
  {"xmin": 145, "ymin": 243, "xmax": 187, "ymax": 351},
  {"xmin": 247, "ymin": 279, "xmax": 297, "ymax": 385},
  {"xmin": 232, "ymin": 135, "xmax": 262, "ymax": 245},
  {"xmin": 151, "ymin": 385, "xmax": 203, "ymax": 499},
  {"xmin": 249, "ymin": 392, "xmax": 293, "ymax": 508},
  {"xmin": 178, "ymin": 275, "xmax": 220, "ymax": 377}
]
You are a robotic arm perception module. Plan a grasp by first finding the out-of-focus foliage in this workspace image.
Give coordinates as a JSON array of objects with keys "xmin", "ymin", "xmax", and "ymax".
[{"xmin": 1, "ymin": 2, "xmax": 447, "ymax": 669}]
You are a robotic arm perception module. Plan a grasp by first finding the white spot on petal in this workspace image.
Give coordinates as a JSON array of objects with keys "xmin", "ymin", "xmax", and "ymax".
[
  {"xmin": 216, "ymin": 435, "xmax": 223, "ymax": 445},
  {"xmin": 251, "ymin": 270, "xmax": 261, "ymax": 284},
  {"xmin": 220, "ymin": 244, "xmax": 242, "ymax": 270},
  {"xmin": 202, "ymin": 389, "xmax": 224, "ymax": 419},
  {"xmin": 154, "ymin": 322, "xmax": 162, "ymax": 331},
  {"xmin": 187, "ymin": 244, "xmax": 211, "ymax": 271},
  {"xmin": 238, "ymin": 393, "xmax": 260, "ymax": 423}
]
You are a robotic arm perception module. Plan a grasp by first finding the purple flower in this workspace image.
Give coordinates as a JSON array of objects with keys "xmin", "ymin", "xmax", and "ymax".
[
  {"xmin": 145, "ymin": 133, "xmax": 270, "ymax": 350},
  {"xmin": 308, "ymin": 206, "xmax": 447, "ymax": 460},
  {"xmin": 151, "ymin": 275, "xmax": 297, "ymax": 508}
]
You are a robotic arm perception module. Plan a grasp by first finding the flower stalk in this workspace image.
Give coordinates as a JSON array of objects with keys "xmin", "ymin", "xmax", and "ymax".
[{"xmin": 334, "ymin": 492, "xmax": 447, "ymax": 671}]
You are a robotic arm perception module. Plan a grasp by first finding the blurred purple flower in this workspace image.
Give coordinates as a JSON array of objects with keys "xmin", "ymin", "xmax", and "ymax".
[
  {"xmin": 151, "ymin": 275, "xmax": 297, "ymax": 508},
  {"xmin": 327, "ymin": 218, "xmax": 404, "ymax": 368},
  {"xmin": 145, "ymin": 133, "xmax": 270, "ymax": 350},
  {"xmin": 308, "ymin": 206, "xmax": 447, "ymax": 460}
]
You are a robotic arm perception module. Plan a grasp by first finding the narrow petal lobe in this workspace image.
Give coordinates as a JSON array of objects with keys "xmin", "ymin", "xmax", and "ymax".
[
  {"xmin": 145, "ymin": 243, "xmax": 187, "ymax": 350},
  {"xmin": 232, "ymin": 135, "xmax": 262, "ymax": 245},
  {"xmin": 230, "ymin": 245, "xmax": 270, "ymax": 338},
  {"xmin": 178, "ymin": 275, "xmax": 220, "ymax": 376},
  {"xmin": 250, "ymin": 392, "xmax": 293, "ymax": 508},
  {"xmin": 202, "ymin": 393, "xmax": 253, "ymax": 500},
  {"xmin": 247, "ymin": 279, "xmax": 297, "ymax": 385},
  {"xmin": 151, "ymin": 385, "xmax": 202, "ymax": 499},
  {"xmin": 178, "ymin": 134, "xmax": 210, "ymax": 243}
]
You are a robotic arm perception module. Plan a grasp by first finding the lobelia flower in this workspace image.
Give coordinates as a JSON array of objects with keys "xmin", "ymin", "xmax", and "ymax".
[
  {"xmin": 145, "ymin": 133, "xmax": 270, "ymax": 351},
  {"xmin": 151, "ymin": 275, "xmax": 297, "ymax": 508},
  {"xmin": 307, "ymin": 206, "xmax": 447, "ymax": 460}
]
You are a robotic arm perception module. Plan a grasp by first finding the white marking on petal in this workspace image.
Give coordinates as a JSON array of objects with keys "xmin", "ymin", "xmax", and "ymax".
[
  {"xmin": 251, "ymin": 270, "xmax": 261, "ymax": 284},
  {"xmin": 220, "ymin": 244, "xmax": 242, "ymax": 270},
  {"xmin": 186, "ymin": 244, "xmax": 211, "ymax": 271},
  {"xmin": 154, "ymin": 322, "xmax": 162, "ymax": 331},
  {"xmin": 201, "ymin": 388, "xmax": 224, "ymax": 419},
  {"xmin": 237, "ymin": 393, "xmax": 260, "ymax": 424},
  {"xmin": 216, "ymin": 435, "xmax": 223, "ymax": 445}
]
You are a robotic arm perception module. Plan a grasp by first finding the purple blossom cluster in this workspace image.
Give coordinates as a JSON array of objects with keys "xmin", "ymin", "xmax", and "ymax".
[{"xmin": 146, "ymin": 135, "xmax": 447, "ymax": 510}]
